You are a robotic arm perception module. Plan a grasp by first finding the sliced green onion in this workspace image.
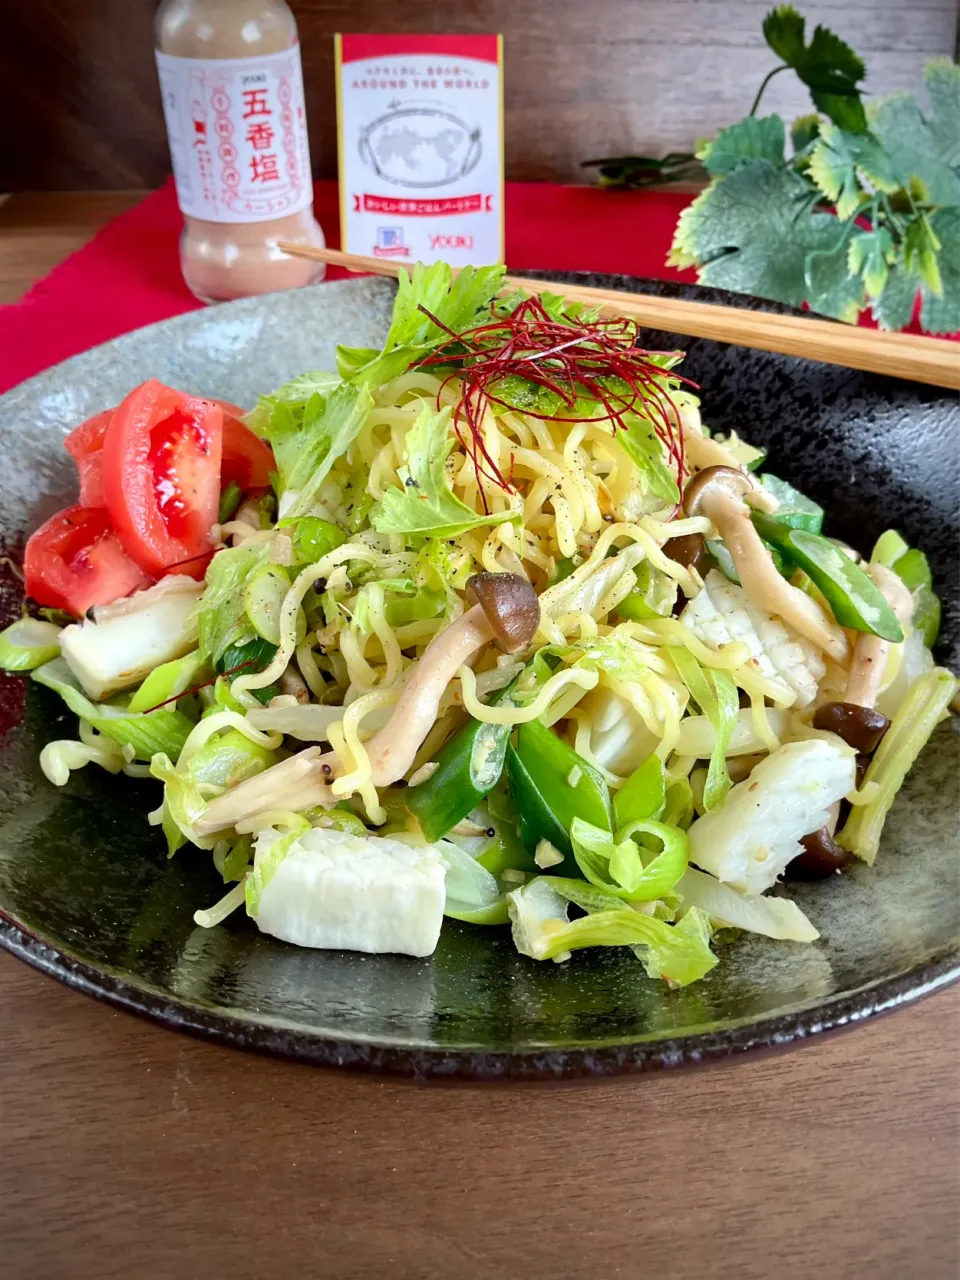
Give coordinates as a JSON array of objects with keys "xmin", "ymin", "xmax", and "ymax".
[{"xmin": 0, "ymin": 618, "xmax": 62, "ymax": 672}]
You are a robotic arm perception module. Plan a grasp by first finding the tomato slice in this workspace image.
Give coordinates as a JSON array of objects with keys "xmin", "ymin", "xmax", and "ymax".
[
  {"xmin": 101, "ymin": 379, "xmax": 223, "ymax": 579},
  {"xmin": 217, "ymin": 402, "xmax": 275, "ymax": 491},
  {"xmin": 24, "ymin": 505, "xmax": 152, "ymax": 616},
  {"xmin": 64, "ymin": 409, "xmax": 113, "ymax": 507}
]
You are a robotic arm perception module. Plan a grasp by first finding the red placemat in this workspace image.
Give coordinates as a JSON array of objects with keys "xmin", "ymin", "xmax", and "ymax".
[{"xmin": 0, "ymin": 180, "xmax": 696, "ymax": 396}]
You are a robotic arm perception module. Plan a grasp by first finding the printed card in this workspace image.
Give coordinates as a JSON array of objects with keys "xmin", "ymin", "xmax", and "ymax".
[{"xmin": 335, "ymin": 34, "xmax": 504, "ymax": 265}]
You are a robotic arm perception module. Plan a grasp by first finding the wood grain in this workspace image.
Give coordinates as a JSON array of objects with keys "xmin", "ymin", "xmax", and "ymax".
[
  {"xmin": 0, "ymin": 0, "xmax": 956, "ymax": 189},
  {"xmin": 0, "ymin": 191, "xmax": 145, "ymax": 303},
  {"xmin": 2, "ymin": 951, "xmax": 958, "ymax": 1280}
]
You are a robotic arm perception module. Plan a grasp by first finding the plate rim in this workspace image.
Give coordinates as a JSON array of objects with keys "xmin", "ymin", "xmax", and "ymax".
[
  {"xmin": 1, "ymin": 270, "xmax": 957, "ymax": 1079},
  {"xmin": 2, "ymin": 912, "xmax": 957, "ymax": 1080}
]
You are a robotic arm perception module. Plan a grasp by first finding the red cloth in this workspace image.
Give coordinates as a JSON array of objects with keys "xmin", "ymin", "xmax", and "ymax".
[{"xmin": 0, "ymin": 180, "xmax": 696, "ymax": 395}]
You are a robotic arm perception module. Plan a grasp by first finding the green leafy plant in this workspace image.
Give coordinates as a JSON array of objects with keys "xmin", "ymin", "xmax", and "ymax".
[{"xmin": 587, "ymin": 6, "xmax": 960, "ymax": 332}]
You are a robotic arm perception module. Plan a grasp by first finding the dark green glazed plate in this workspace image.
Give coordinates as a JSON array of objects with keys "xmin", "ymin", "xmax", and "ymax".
[{"xmin": 0, "ymin": 275, "xmax": 957, "ymax": 1080}]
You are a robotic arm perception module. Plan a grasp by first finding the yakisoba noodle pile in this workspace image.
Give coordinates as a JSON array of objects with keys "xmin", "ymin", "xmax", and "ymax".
[{"xmin": 9, "ymin": 263, "xmax": 955, "ymax": 980}]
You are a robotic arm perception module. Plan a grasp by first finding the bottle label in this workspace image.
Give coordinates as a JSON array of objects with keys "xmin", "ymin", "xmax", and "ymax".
[{"xmin": 156, "ymin": 46, "xmax": 313, "ymax": 224}]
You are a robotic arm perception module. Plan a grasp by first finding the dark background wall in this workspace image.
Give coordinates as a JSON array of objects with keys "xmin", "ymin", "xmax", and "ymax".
[{"xmin": 1, "ymin": 0, "xmax": 957, "ymax": 190}]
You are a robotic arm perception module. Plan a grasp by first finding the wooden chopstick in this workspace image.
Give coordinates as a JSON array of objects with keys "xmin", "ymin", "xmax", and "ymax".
[{"xmin": 277, "ymin": 242, "xmax": 960, "ymax": 391}]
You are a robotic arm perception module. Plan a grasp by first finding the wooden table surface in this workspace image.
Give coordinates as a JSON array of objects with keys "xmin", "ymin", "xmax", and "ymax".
[{"xmin": 1, "ymin": 195, "xmax": 959, "ymax": 1279}]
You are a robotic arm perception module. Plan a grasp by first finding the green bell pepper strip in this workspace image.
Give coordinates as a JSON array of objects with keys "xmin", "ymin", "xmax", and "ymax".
[
  {"xmin": 759, "ymin": 474, "xmax": 824, "ymax": 533},
  {"xmin": 615, "ymin": 560, "xmax": 678, "ymax": 621},
  {"xmin": 217, "ymin": 636, "xmax": 280, "ymax": 705},
  {"xmin": 478, "ymin": 784, "xmax": 539, "ymax": 876},
  {"xmin": 613, "ymin": 753, "xmax": 666, "ymax": 830},
  {"xmin": 277, "ymin": 515, "xmax": 346, "ymax": 565},
  {"xmin": 751, "ymin": 512, "xmax": 903, "ymax": 641}
]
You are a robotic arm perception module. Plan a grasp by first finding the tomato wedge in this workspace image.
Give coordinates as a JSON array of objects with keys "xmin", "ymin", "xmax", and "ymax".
[
  {"xmin": 101, "ymin": 379, "xmax": 223, "ymax": 579},
  {"xmin": 24, "ymin": 505, "xmax": 152, "ymax": 616},
  {"xmin": 64, "ymin": 409, "xmax": 113, "ymax": 507},
  {"xmin": 216, "ymin": 402, "xmax": 275, "ymax": 491}
]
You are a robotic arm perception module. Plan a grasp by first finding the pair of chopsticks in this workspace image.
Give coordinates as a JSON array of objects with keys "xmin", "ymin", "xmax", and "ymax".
[{"xmin": 277, "ymin": 243, "xmax": 960, "ymax": 391}]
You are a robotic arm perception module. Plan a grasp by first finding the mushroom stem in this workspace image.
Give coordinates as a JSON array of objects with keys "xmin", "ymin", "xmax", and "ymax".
[
  {"xmin": 364, "ymin": 604, "xmax": 494, "ymax": 786},
  {"xmin": 678, "ymin": 410, "xmax": 779, "ymax": 512},
  {"xmin": 701, "ymin": 487, "xmax": 849, "ymax": 663},
  {"xmin": 843, "ymin": 564, "xmax": 914, "ymax": 708},
  {"xmin": 196, "ymin": 748, "xmax": 337, "ymax": 835},
  {"xmin": 194, "ymin": 605, "xmax": 496, "ymax": 836}
]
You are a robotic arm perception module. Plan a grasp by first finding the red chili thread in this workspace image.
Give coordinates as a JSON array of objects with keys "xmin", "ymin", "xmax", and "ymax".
[
  {"xmin": 414, "ymin": 295, "xmax": 698, "ymax": 511},
  {"xmin": 137, "ymin": 658, "xmax": 257, "ymax": 715}
]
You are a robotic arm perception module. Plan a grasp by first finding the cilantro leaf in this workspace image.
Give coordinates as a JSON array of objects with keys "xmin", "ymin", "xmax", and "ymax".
[
  {"xmin": 370, "ymin": 403, "xmax": 518, "ymax": 538},
  {"xmin": 866, "ymin": 62, "xmax": 960, "ymax": 208},
  {"xmin": 762, "ymin": 5, "xmax": 866, "ymax": 132},
  {"xmin": 790, "ymin": 114, "xmax": 821, "ymax": 154},
  {"xmin": 807, "ymin": 121, "xmax": 871, "ymax": 219},
  {"xmin": 848, "ymin": 226, "xmax": 895, "ymax": 299},
  {"xmin": 871, "ymin": 262, "xmax": 920, "ymax": 332},
  {"xmin": 903, "ymin": 214, "xmax": 943, "ymax": 297},
  {"xmin": 762, "ymin": 5, "xmax": 806, "ymax": 65},
  {"xmin": 698, "ymin": 116, "xmax": 785, "ymax": 176},
  {"xmin": 669, "ymin": 159, "xmax": 864, "ymax": 319}
]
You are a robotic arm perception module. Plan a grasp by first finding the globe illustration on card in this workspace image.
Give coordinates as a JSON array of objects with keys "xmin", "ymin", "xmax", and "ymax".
[{"xmin": 358, "ymin": 103, "xmax": 482, "ymax": 188}]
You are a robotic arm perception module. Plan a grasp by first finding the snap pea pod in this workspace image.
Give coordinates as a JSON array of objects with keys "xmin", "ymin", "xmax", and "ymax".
[
  {"xmin": 507, "ymin": 719, "xmax": 612, "ymax": 875},
  {"xmin": 759, "ymin": 474, "xmax": 824, "ymax": 533},
  {"xmin": 751, "ymin": 512, "xmax": 903, "ymax": 641},
  {"xmin": 612, "ymin": 754, "xmax": 666, "ymax": 830}
]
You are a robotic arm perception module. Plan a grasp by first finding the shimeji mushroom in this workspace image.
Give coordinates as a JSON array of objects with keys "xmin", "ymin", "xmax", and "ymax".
[
  {"xmin": 682, "ymin": 466, "xmax": 848, "ymax": 663},
  {"xmin": 812, "ymin": 564, "xmax": 915, "ymax": 751},
  {"xmin": 195, "ymin": 572, "xmax": 540, "ymax": 835},
  {"xmin": 795, "ymin": 565, "xmax": 915, "ymax": 879}
]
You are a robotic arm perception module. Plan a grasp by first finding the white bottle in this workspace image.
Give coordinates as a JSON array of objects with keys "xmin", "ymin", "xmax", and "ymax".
[{"xmin": 155, "ymin": 0, "xmax": 325, "ymax": 304}]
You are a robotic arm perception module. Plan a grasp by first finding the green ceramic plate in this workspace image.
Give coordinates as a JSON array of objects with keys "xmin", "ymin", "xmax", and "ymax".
[{"xmin": 0, "ymin": 274, "xmax": 957, "ymax": 1079}]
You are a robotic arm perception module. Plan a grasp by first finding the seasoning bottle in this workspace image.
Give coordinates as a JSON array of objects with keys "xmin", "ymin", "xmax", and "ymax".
[{"xmin": 155, "ymin": 0, "xmax": 325, "ymax": 304}]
